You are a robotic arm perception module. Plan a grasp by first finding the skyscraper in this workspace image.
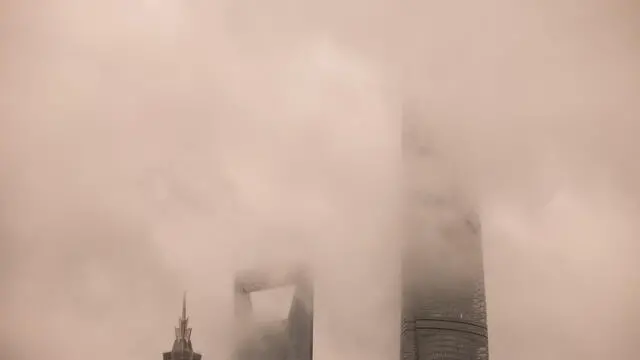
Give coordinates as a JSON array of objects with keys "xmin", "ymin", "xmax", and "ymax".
[
  {"xmin": 233, "ymin": 267, "xmax": 314, "ymax": 360},
  {"xmin": 163, "ymin": 293, "xmax": 203, "ymax": 360},
  {"xmin": 401, "ymin": 112, "xmax": 489, "ymax": 360}
]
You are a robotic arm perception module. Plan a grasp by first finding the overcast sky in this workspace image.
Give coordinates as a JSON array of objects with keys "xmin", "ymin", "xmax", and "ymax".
[{"xmin": 1, "ymin": 1, "xmax": 640, "ymax": 360}]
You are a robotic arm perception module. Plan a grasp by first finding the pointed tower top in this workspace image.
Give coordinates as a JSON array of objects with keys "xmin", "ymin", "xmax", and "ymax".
[
  {"xmin": 182, "ymin": 291, "xmax": 187, "ymax": 321},
  {"xmin": 164, "ymin": 292, "xmax": 202, "ymax": 360},
  {"xmin": 174, "ymin": 291, "xmax": 191, "ymax": 343}
]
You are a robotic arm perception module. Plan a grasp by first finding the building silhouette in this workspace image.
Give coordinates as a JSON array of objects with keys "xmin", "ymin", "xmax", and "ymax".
[
  {"xmin": 401, "ymin": 111, "xmax": 489, "ymax": 360},
  {"xmin": 163, "ymin": 293, "xmax": 203, "ymax": 360},
  {"xmin": 233, "ymin": 267, "xmax": 314, "ymax": 360},
  {"xmin": 166, "ymin": 108, "xmax": 488, "ymax": 360}
]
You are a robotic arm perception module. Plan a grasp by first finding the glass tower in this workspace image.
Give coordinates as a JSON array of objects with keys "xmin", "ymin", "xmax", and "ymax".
[
  {"xmin": 401, "ymin": 111, "xmax": 489, "ymax": 360},
  {"xmin": 233, "ymin": 267, "xmax": 314, "ymax": 360}
]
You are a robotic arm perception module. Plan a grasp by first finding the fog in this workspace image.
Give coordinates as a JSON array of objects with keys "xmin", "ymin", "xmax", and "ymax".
[{"xmin": 1, "ymin": 1, "xmax": 639, "ymax": 360}]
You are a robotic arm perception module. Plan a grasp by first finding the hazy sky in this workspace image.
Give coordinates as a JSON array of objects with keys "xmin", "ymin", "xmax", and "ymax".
[{"xmin": 1, "ymin": 1, "xmax": 640, "ymax": 360}]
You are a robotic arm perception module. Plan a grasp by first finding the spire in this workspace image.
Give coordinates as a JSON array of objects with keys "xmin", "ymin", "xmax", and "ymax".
[
  {"xmin": 182, "ymin": 291, "xmax": 187, "ymax": 321},
  {"xmin": 164, "ymin": 292, "xmax": 202, "ymax": 360},
  {"xmin": 175, "ymin": 291, "xmax": 192, "ymax": 344}
]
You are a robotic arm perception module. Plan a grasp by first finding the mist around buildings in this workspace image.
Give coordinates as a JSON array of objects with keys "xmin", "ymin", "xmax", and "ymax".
[{"xmin": 1, "ymin": 1, "xmax": 640, "ymax": 359}]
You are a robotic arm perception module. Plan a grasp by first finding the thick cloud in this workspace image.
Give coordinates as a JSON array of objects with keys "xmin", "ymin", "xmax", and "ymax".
[{"xmin": 1, "ymin": 1, "xmax": 639, "ymax": 360}]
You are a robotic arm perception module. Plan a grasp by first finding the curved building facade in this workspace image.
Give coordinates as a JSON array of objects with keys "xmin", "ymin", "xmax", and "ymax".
[{"xmin": 401, "ymin": 112, "xmax": 488, "ymax": 360}]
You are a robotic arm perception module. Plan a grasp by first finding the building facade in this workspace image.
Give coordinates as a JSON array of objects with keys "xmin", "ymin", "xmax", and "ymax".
[
  {"xmin": 233, "ymin": 267, "xmax": 314, "ymax": 360},
  {"xmin": 401, "ymin": 112, "xmax": 489, "ymax": 360}
]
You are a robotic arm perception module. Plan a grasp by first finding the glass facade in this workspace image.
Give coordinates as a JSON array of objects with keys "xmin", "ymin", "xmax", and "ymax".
[
  {"xmin": 233, "ymin": 268, "xmax": 314, "ymax": 360},
  {"xmin": 401, "ymin": 110, "xmax": 489, "ymax": 360}
]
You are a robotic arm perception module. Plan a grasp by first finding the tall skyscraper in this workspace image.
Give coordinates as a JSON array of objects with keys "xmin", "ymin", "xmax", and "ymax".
[
  {"xmin": 163, "ymin": 293, "xmax": 203, "ymax": 360},
  {"xmin": 233, "ymin": 267, "xmax": 314, "ymax": 360},
  {"xmin": 401, "ymin": 112, "xmax": 489, "ymax": 360}
]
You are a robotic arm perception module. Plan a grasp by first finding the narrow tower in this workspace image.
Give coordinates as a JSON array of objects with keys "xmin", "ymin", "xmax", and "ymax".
[
  {"xmin": 401, "ymin": 108, "xmax": 489, "ymax": 360},
  {"xmin": 163, "ymin": 293, "xmax": 203, "ymax": 360}
]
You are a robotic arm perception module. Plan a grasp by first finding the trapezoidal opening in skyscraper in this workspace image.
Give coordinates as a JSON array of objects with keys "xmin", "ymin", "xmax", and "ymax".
[{"xmin": 233, "ymin": 265, "xmax": 314, "ymax": 360}]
